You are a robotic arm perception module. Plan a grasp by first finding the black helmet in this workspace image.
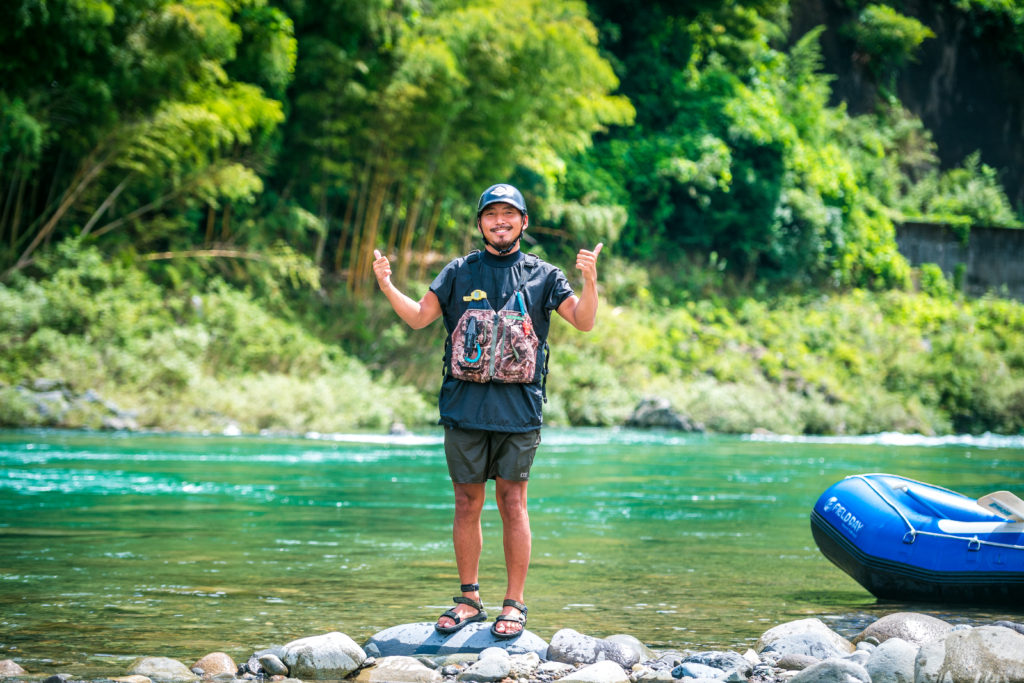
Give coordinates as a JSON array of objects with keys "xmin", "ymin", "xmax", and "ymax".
[{"xmin": 476, "ymin": 184, "xmax": 527, "ymax": 217}]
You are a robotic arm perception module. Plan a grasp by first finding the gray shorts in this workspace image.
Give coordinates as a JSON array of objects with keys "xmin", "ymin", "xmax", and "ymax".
[{"xmin": 443, "ymin": 427, "xmax": 541, "ymax": 483}]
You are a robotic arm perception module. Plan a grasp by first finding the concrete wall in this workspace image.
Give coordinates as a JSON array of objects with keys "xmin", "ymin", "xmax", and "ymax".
[{"xmin": 896, "ymin": 222, "xmax": 1024, "ymax": 300}]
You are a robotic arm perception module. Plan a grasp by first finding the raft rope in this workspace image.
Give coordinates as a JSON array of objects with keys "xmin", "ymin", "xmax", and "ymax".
[{"xmin": 853, "ymin": 474, "xmax": 1024, "ymax": 551}]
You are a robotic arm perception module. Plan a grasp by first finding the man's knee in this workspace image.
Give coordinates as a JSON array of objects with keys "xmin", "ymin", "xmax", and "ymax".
[
  {"xmin": 453, "ymin": 483, "xmax": 486, "ymax": 517},
  {"xmin": 495, "ymin": 480, "xmax": 529, "ymax": 519}
]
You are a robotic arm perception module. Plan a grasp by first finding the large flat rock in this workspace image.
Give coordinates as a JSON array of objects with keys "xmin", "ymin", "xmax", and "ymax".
[{"xmin": 364, "ymin": 622, "xmax": 548, "ymax": 659}]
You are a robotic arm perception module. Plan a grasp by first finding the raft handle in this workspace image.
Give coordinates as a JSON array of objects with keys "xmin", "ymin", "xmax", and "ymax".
[
  {"xmin": 902, "ymin": 531, "xmax": 917, "ymax": 544},
  {"xmin": 968, "ymin": 537, "xmax": 981, "ymax": 551}
]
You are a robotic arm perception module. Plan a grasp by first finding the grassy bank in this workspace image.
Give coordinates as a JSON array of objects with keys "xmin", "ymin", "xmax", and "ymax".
[{"xmin": 1, "ymin": 246, "xmax": 1022, "ymax": 436}]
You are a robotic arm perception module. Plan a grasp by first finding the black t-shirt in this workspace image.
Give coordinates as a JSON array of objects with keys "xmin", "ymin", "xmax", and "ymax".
[{"xmin": 429, "ymin": 250, "xmax": 574, "ymax": 432}]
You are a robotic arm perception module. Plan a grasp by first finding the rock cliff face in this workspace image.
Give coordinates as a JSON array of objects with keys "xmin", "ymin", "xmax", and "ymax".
[{"xmin": 789, "ymin": 0, "xmax": 1024, "ymax": 209}]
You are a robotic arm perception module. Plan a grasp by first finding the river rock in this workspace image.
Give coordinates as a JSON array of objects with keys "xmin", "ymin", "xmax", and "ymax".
[
  {"xmin": 683, "ymin": 651, "xmax": 752, "ymax": 677},
  {"xmin": 776, "ymin": 654, "xmax": 822, "ymax": 671},
  {"xmin": 853, "ymin": 612, "xmax": 952, "ymax": 646},
  {"xmin": 257, "ymin": 653, "xmax": 289, "ymax": 677},
  {"xmin": 110, "ymin": 676, "xmax": 152, "ymax": 683},
  {"xmin": 992, "ymin": 620, "xmax": 1024, "ymax": 636},
  {"xmin": 352, "ymin": 656, "xmax": 440, "ymax": 683},
  {"xmin": 561, "ymin": 660, "xmax": 631, "ymax": 683},
  {"xmin": 127, "ymin": 657, "xmax": 200, "ymax": 682},
  {"xmin": 863, "ymin": 637, "xmax": 917, "ymax": 683},
  {"xmin": 41, "ymin": 675, "xmax": 73, "ymax": 683},
  {"xmin": 0, "ymin": 660, "xmax": 28, "ymax": 676},
  {"xmin": 756, "ymin": 619, "xmax": 854, "ymax": 660},
  {"xmin": 455, "ymin": 654, "xmax": 511, "ymax": 682},
  {"xmin": 478, "ymin": 647, "xmax": 510, "ymax": 662},
  {"xmin": 672, "ymin": 662, "xmax": 724, "ymax": 679},
  {"xmin": 433, "ymin": 653, "xmax": 480, "ymax": 668},
  {"xmin": 363, "ymin": 622, "xmax": 547, "ymax": 659},
  {"xmin": 915, "ymin": 625, "xmax": 1024, "ymax": 683},
  {"xmin": 625, "ymin": 397, "xmax": 703, "ymax": 432},
  {"xmin": 605, "ymin": 634, "xmax": 657, "ymax": 664},
  {"xmin": 509, "ymin": 651, "xmax": 542, "ymax": 678},
  {"xmin": 632, "ymin": 664, "xmax": 676, "ymax": 683},
  {"xmin": 537, "ymin": 661, "xmax": 577, "ymax": 677},
  {"xmin": 788, "ymin": 659, "xmax": 871, "ymax": 683},
  {"xmin": 192, "ymin": 653, "xmax": 236, "ymax": 677},
  {"xmin": 281, "ymin": 631, "xmax": 366, "ymax": 679},
  {"xmin": 548, "ymin": 628, "xmax": 645, "ymax": 668}
]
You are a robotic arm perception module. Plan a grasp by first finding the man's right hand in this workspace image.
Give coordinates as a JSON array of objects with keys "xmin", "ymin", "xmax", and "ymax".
[
  {"xmin": 372, "ymin": 249, "xmax": 392, "ymax": 290},
  {"xmin": 371, "ymin": 249, "xmax": 442, "ymax": 329}
]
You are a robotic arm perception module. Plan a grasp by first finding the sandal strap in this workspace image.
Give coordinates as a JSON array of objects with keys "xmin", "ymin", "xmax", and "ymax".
[
  {"xmin": 501, "ymin": 598, "xmax": 527, "ymax": 614},
  {"xmin": 494, "ymin": 612, "xmax": 526, "ymax": 624},
  {"xmin": 440, "ymin": 608, "xmax": 463, "ymax": 624},
  {"xmin": 453, "ymin": 595, "xmax": 485, "ymax": 611},
  {"xmin": 460, "ymin": 583, "xmax": 480, "ymax": 593}
]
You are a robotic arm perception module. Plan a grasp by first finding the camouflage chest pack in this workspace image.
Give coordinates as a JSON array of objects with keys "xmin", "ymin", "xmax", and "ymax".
[{"xmin": 446, "ymin": 252, "xmax": 544, "ymax": 385}]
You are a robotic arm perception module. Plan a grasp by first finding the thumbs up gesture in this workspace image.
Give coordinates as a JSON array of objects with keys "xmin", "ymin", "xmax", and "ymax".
[
  {"xmin": 372, "ymin": 249, "xmax": 392, "ymax": 290},
  {"xmin": 576, "ymin": 243, "xmax": 603, "ymax": 284}
]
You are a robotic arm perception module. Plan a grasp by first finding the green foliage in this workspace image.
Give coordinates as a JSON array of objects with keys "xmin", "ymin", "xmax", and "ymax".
[
  {"xmin": 951, "ymin": 0, "xmax": 1024, "ymax": 59},
  {"xmin": 271, "ymin": 0, "xmax": 635, "ymax": 283},
  {"xmin": 918, "ymin": 263, "xmax": 956, "ymax": 298},
  {"xmin": 0, "ymin": 243, "xmax": 430, "ymax": 430},
  {"xmin": 843, "ymin": 4, "xmax": 935, "ymax": 80},
  {"xmin": 4, "ymin": 0, "xmax": 1017, "ymax": 293},
  {"xmin": 3, "ymin": 239, "xmax": 1022, "ymax": 436},
  {"xmin": 575, "ymin": 7, "xmax": 915, "ymax": 289},
  {"xmin": 3, "ymin": 0, "xmax": 1023, "ymax": 438},
  {"xmin": 901, "ymin": 152, "xmax": 1022, "ymax": 228},
  {"xmin": 0, "ymin": 0, "xmax": 295, "ymax": 276}
]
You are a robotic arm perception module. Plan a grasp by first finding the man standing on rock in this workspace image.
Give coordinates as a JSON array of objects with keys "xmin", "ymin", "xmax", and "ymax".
[{"xmin": 372, "ymin": 183, "xmax": 602, "ymax": 639}]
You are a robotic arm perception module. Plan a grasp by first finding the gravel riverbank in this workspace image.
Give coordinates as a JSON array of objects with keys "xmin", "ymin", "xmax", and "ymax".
[{"xmin": 3, "ymin": 612, "xmax": 1024, "ymax": 683}]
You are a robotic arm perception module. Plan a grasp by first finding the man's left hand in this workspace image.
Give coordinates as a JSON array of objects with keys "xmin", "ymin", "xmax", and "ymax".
[{"xmin": 576, "ymin": 243, "xmax": 603, "ymax": 283}]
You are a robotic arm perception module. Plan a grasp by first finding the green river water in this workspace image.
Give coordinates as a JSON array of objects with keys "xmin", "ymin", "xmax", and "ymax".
[{"xmin": 2, "ymin": 428, "xmax": 1024, "ymax": 678}]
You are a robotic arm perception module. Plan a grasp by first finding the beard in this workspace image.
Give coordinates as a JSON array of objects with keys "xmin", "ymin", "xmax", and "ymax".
[{"xmin": 480, "ymin": 225, "xmax": 524, "ymax": 254}]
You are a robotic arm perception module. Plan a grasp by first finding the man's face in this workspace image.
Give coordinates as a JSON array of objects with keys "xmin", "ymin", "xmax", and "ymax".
[{"xmin": 478, "ymin": 202, "xmax": 527, "ymax": 253}]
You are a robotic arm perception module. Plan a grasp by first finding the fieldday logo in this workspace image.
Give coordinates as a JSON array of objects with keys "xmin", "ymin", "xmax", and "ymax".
[
  {"xmin": 823, "ymin": 495, "xmax": 865, "ymax": 536},
  {"xmin": 492, "ymin": 185, "xmax": 514, "ymax": 197}
]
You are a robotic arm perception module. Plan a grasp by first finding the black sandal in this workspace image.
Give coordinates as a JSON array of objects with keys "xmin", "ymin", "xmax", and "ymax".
[
  {"xmin": 435, "ymin": 583, "xmax": 487, "ymax": 634},
  {"xmin": 490, "ymin": 598, "xmax": 527, "ymax": 639}
]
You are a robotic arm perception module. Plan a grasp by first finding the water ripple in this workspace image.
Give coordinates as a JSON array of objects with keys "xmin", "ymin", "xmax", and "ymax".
[{"xmin": 744, "ymin": 431, "xmax": 1024, "ymax": 449}]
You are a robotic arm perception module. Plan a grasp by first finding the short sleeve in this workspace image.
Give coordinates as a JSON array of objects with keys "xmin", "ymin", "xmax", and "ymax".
[
  {"xmin": 545, "ymin": 267, "xmax": 574, "ymax": 312},
  {"xmin": 429, "ymin": 260, "xmax": 457, "ymax": 304}
]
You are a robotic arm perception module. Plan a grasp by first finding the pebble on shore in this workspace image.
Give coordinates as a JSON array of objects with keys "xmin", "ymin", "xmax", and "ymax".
[{"xmin": 2, "ymin": 612, "xmax": 1024, "ymax": 683}]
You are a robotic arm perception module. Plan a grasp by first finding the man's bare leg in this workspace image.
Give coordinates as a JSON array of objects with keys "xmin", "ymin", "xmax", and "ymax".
[
  {"xmin": 436, "ymin": 482, "xmax": 486, "ymax": 629},
  {"xmin": 493, "ymin": 477, "xmax": 530, "ymax": 635}
]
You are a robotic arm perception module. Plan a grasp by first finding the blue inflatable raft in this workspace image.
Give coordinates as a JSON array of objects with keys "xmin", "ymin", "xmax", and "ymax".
[{"xmin": 810, "ymin": 473, "xmax": 1024, "ymax": 604}]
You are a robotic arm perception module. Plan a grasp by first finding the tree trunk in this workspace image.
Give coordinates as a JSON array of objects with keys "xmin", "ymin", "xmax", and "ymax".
[
  {"xmin": 396, "ymin": 182, "xmax": 427, "ymax": 284},
  {"xmin": 221, "ymin": 204, "xmax": 232, "ymax": 242},
  {"xmin": 416, "ymin": 197, "xmax": 443, "ymax": 281},
  {"xmin": 313, "ymin": 191, "xmax": 328, "ymax": 268},
  {"xmin": 0, "ymin": 160, "xmax": 23, "ymax": 248},
  {"xmin": 353, "ymin": 169, "xmax": 391, "ymax": 294},
  {"xmin": 8, "ymin": 169, "xmax": 29, "ymax": 252},
  {"xmin": 205, "ymin": 204, "xmax": 216, "ymax": 245},
  {"xmin": 90, "ymin": 184, "xmax": 180, "ymax": 239},
  {"xmin": 82, "ymin": 174, "xmax": 132, "ymax": 237},
  {"xmin": 383, "ymin": 183, "xmax": 404, "ymax": 260},
  {"xmin": 13, "ymin": 143, "xmax": 113, "ymax": 271},
  {"xmin": 333, "ymin": 189, "xmax": 356, "ymax": 274},
  {"xmin": 337, "ymin": 162, "xmax": 371, "ymax": 275}
]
